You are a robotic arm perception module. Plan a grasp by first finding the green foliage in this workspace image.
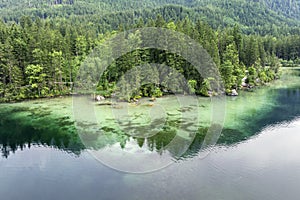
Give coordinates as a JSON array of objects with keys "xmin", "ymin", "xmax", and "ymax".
[
  {"xmin": 221, "ymin": 60, "xmax": 236, "ymax": 91},
  {"xmin": 151, "ymin": 87, "xmax": 163, "ymax": 98},
  {"xmin": 258, "ymin": 70, "xmax": 268, "ymax": 83},
  {"xmin": 1, "ymin": 0, "xmax": 300, "ymax": 35},
  {"xmin": 25, "ymin": 64, "xmax": 47, "ymax": 97},
  {"xmin": 188, "ymin": 80, "xmax": 197, "ymax": 94},
  {"xmin": 247, "ymin": 66, "xmax": 257, "ymax": 86},
  {"xmin": 0, "ymin": 5, "xmax": 299, "ymax": 101},
  {"xmin": 199, "ymin": 78, "xmax": 213, "ymax": 97}
]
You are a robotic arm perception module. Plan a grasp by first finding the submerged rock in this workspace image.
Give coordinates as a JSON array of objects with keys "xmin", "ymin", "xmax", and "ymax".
[
  {"xmin": 149, "ymin": 97, "xmax": 156, "ymax": 102},
  {"xmin": 98, "ymin": 101, "xmax": 113, "ymax": 106}
]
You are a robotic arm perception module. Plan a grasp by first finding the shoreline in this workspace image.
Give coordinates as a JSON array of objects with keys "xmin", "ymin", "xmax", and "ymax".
[
  {"xmin": 0, "ymin": 81, "xmax": 279, "ymax": 104},
  {"xmin": 2, "ymin": 67, "xmax": 294, "ymax": 104}
]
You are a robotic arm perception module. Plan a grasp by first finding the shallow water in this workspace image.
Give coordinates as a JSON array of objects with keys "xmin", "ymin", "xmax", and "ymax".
[{"xmin": 0, "ymin": 68, "xmax": 300, "ymax": 199}]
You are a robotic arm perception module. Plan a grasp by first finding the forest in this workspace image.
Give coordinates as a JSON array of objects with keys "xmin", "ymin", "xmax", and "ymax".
[
  {"xmin": 1, "ymin": 0, "xmax": 300, "ymax": 35},
  {"xmin": 0, "ymin": 0, "xmax": 300, "ymax": 102}
]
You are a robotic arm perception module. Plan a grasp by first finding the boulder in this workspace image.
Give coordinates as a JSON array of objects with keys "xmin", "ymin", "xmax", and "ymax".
[
  {"xmin": 231, "ymin": 89, "xmax": 238, "ymax": 96},
  {"xmin": 242, "ymin": 82, "xmax": 248, "ymax": 87},
  {"xmin": 96, "ymin": 95, "xmax": 105, "ymax": 101}
]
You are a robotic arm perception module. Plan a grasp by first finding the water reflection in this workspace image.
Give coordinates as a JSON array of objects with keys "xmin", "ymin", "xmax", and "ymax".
[
  {"xmin": 0, "ymin": 106, "xmax": 84, "ymax": 158},
  {"xmin": 0, "ymin": 69, "xmax": 300, "ymax": 159}
]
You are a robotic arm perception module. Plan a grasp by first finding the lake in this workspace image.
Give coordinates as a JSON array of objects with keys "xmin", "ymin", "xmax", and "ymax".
[{"xmin": 0, "ymin": 68, "xmax": 300, "ymax": 200}]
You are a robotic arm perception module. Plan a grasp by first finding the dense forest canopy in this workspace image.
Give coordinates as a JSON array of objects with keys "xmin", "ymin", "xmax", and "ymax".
[
  {"xmin": 0, "ymin": 0, "xmax": 300, "ymax": 35},
  {"xmin": 0, "ymin": 0, "xmax": 299, "ymax": 102}
]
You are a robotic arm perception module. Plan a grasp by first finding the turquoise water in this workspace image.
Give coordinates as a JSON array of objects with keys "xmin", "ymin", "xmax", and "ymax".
[{"xmin": 0, "ymin": 68, "xmax": 300, "ymax": 199}]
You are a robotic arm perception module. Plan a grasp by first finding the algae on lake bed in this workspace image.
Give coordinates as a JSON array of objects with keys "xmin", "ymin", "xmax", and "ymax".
[{"xmin": 0, "ymin": 69, "xmax": 300, "ymax": 158}]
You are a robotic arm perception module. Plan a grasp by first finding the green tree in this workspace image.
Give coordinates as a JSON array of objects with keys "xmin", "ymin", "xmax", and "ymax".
[{"xmin": 25, "ymin": 64, "xmax": 47, "ymax": 97}]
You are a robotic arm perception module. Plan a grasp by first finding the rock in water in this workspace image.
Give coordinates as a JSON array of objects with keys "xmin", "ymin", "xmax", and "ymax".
[
  {"xmin": 96, "ymin": 95, "xmax": 105, "ymax": 101},
  {"xmin": 231, "ymin": 89, "xmax": 238, "ymax": 96}
]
